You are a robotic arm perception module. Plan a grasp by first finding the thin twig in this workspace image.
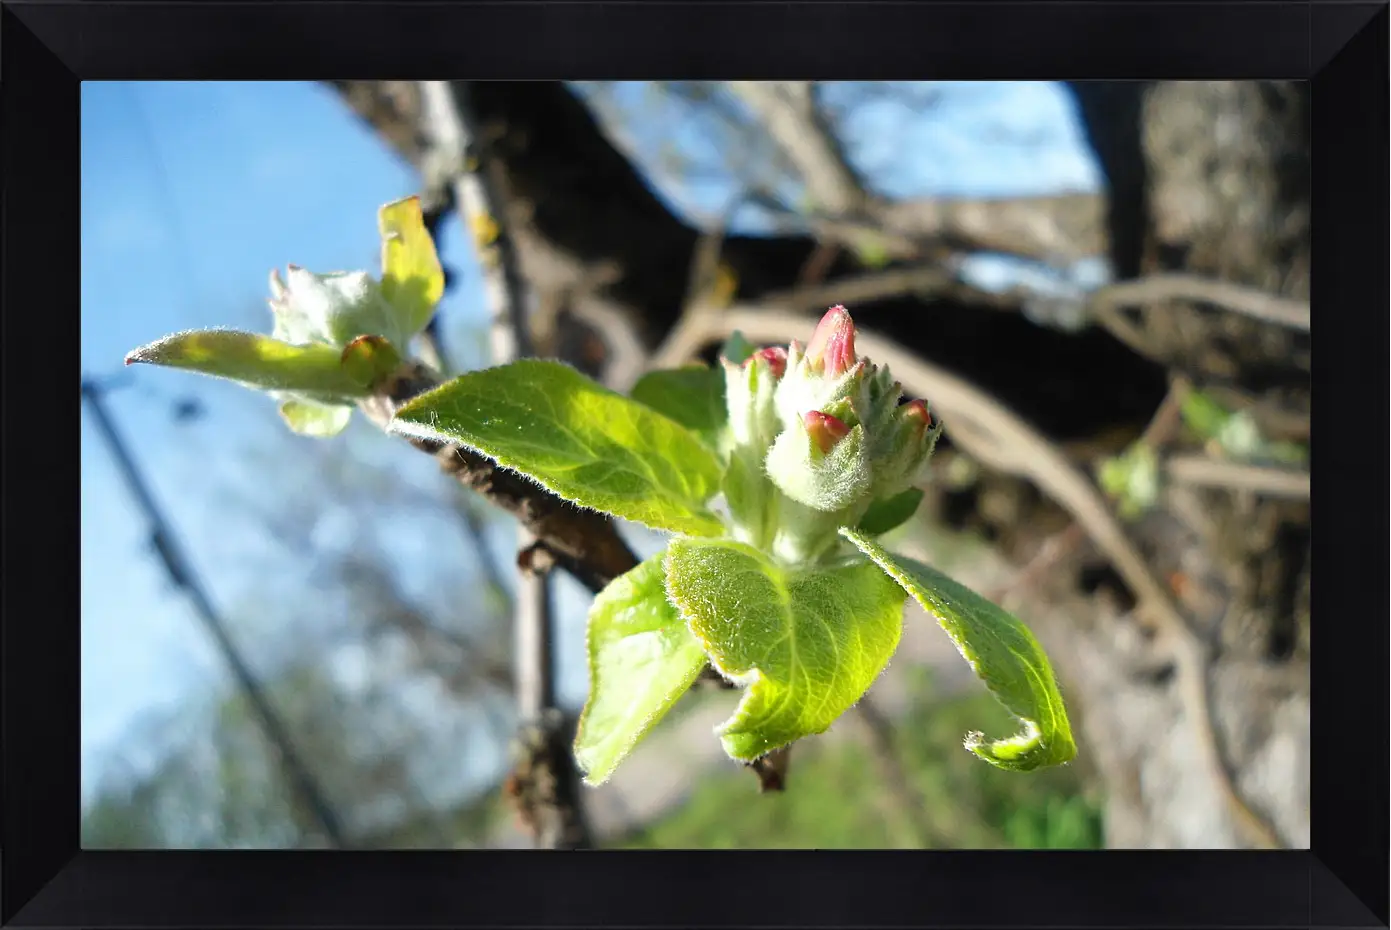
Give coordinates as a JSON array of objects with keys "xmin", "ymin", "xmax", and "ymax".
[
  {"xmin": 659, "ymin": 307, "xmax": 1283, "ymax": 849},
  {"xmin": 418, "ymin": 80, "xmax": 590, "ymax": 850},
  {"xmin": 1164, "ymin": 455, "xmax": 1310, "ymax": 500},
  {"xmin": 1090, "ymin": 273, "xmax": 1310, "ymax": 332},
  {"xmin": 988, "ymin": 377, "xmax": 1187, "ymax": 608}
]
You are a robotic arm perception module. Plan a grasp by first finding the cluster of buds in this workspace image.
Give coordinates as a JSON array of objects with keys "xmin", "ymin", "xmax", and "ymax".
[
  {"xmin": 720, "ymin": 306, "xmax": 943, "ymax": 563},
  {"xmin": 267, "ymin": 265, "xmax": 408, "ymax": 350}
]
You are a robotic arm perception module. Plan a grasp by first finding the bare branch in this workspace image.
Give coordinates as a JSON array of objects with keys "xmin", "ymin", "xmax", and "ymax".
[
  {"xmin": 1164, "ymin": 455, "xmax": 1309, "ymax": 500},
  {"xmin": 730, "ymin": 82, "xmax": 872, "ymax": 216},
  {"xmin": 1089, "ymin": 272, "xmax": 1311, "ymax": 332},
  {"xmin": 881, "ymin": 192, "xmax": 1106, "ymax": 263}
]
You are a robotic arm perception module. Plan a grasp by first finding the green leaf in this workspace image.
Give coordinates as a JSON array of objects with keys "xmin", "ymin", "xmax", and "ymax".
[
  {"xmin": 840, "ymin": 528, "xmax": 1076, "ymax": 771},
  {"xmin": 278, "ymin": 400, "xmax": 353, "ymax": 438},
  {"xmin": 574, "ymin": 554, "xmax": 709, "ymax": 786},
  {"xmin": 1179, "ymin": 390, "xmax": 1232, "ymax": 440},
  {"xmin": 852, "ymin": 233, "xmax": 892, "ymax": 269},
  {"xmin": 125, "ymin": 330, "xmax": 371, "ymax": 400},
  {"xmin": 390, "ymin": 359, "xmax": 726, "ymax": 536},
  {"xmin": 855, "ymin": 487, "xmax": 925, "ymax": 536},
  {"xmin": 377, "ymin": 196, "xmax": 446, "ymax": 338},
  {"xmin": 720, "ymin": 331, "xmax": 756, "ymax": 364},
  {"xmin": 664, "ymin": 538, "xmax": 906, "ymax": 761},
  {"xmin": 630, "ymin": 365, "xmax": 727, "ymax": 448},
  {"xmin": 1097, "ymin": 442, "xmax": 1160, "ymax": 522}
]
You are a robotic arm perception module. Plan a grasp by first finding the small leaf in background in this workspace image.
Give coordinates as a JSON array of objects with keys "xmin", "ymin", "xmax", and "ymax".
[
  {"xmin": 720, "ymin": 330, "xmax": 756, "ymax": 365},
  {"xmin": 841, "ymin": 528, "xmax": 1076, "ymax": 772},
  {"xmin": 278, "ymin": 400, "xmax": 353, "ymax": 438},
  {"xmin": 852, "ymin": 233, "xmax": 892, "ymax": 270},
  {"xmin": 855, "ymin": 487, "xmax": 925, "ymax": 536},
  {"xmin": 378, "ymin": 195, "xmax": 446, "ymax": 339},
  {"xmin": 1182, "ymin": 389, "xmax": 1308, "ymax": 465},
  {"xmin": 339, "ymin": 334, "xmax": 403, "ymax": 391},
  {"xmin": 574, "ymin": 555, "xmax": 709, "ymax": 786},
  {"xmin": 1179, "ymin": 389, "xmax": 1232, "ymax": 440},
  {"xmin": 390, "ymin": 359, "xmax": 726, "ymax": 537},
  {"xmin": 125, "ymin": 330, "xmax": 371, "ymax": 401},
  {"xmin": 664, "ymin": 538, "xmax": 906, "ymax": 762},
  {"xmin": 630, "ymin": 365, "xmax": 728, "ymax": 449},
  {"xmin": 1097, "ymin": 441, "xmax": 1160, "ymax": 521}
]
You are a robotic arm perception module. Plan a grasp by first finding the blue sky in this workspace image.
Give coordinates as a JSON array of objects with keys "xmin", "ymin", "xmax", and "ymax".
[{"xmin": 81, "ymin": 81, "xmax": 1101, "ymax": 809}]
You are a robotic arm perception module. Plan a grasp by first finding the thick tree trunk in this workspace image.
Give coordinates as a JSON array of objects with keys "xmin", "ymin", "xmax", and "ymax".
[{"xmin": 1063, "ymin": 81, "xmax": 1310, "ymax": 848}]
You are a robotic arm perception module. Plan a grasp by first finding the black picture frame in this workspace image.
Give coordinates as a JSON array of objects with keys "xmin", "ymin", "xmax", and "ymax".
[{"xmin": 4, "ymin": 2, "xmax": 1386, "ymax": 927}]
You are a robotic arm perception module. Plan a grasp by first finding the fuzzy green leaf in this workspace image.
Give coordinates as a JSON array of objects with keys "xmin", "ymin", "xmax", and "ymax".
[
  {"xmin": 630, "ymin": 365, "xmax": 727, "ymax": 448},
  {"xmin": 855, "ymin": 487, "xmax": 925, "ymax": 536},
  {"xmin": 390, "ymin": 359, "xmax": 725, "ymax": 536},
  {"xmin": 125, "ymin": 330, "xmax": 371, "ymax": 400},
  {"xmin": 841, "ymin": 527, "xmax": 1076, "ymax": 771},
  {"xmin": 574, "ymin": 555, "xmax": 709, "ymax": 786},
  {"xmin": 664, "ymin": 538, "xmax": 905, "ymax": 761}
]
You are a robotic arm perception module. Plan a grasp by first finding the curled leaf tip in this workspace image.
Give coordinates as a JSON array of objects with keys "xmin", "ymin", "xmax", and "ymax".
[{"xmin": 804, "ymin": 409, "xmax": 851, "ymax": 453}]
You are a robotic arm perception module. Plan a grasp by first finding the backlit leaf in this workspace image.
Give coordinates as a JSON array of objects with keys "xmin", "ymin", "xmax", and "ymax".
[
  {"xmin": 841, "ymin": 528, "xmax": 1076, "ymax": 771},
  {"xmin": 664, "ymin": 538, "xmax": 905, "ymax": 761},
  {"xmin": 575, "ymin": 555, "xmax": 709, "ymax": 785},
  {"xmin": 390, "ymin": 359, "xmax": 725, "ymax": 536}
]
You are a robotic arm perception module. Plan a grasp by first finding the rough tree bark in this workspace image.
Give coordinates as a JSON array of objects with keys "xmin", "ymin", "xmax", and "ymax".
[
  {"xmin": 329, "ymin": 80, "xmax": 1309, "ymax": 848},
  {"xmin": 1063, "ymin": 81, "xmax": 1310, "ymax": 848}
]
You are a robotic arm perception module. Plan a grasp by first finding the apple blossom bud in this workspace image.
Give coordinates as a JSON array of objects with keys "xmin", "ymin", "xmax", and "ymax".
[
  {"xmin": 805, "ymin": 305, "xmax": 857, "ymax": 377},
  {"xmin": 803, "ymin": 410, "xmax": 851, "ymax": 453},
  {"xmin": 900, "ymin": 399, "xmax": 933, "ymax": 432},
  {"xmin": 746, "ymin": 346, "xmax": 788, "ymax": 379}
]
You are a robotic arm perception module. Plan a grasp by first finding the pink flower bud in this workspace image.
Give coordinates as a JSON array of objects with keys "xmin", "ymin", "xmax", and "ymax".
[
  {"xmin": 744, "ymin": 346, "xmax": 788, "ymax": 379},
  {"xmin": 900, "ymin": 399, "xmax": 934, "ymax": 433},
  {"xmin": 804, "ymin": 410, "xmax": 851, "ymax": 453},
  {"xmin": 806, "ymin": 305, "xmax": 857, "ymax": 377}
]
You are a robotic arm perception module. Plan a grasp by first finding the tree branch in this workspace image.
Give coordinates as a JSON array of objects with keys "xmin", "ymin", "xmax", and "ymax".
[
  {"xmin": 731, "ymin": 81, "xmax": 872, "ymax": 217},
  {"xmin": 415, "ymin": 79, "xmax": 596, "ymax": 850},
  {"xmin": 1089, "ymin": 272, "xmax": 1311, "ymax": 332},
  {"xmin": 1164, "ymin": 455, "xmax": 1309, "ymax": 500}
]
